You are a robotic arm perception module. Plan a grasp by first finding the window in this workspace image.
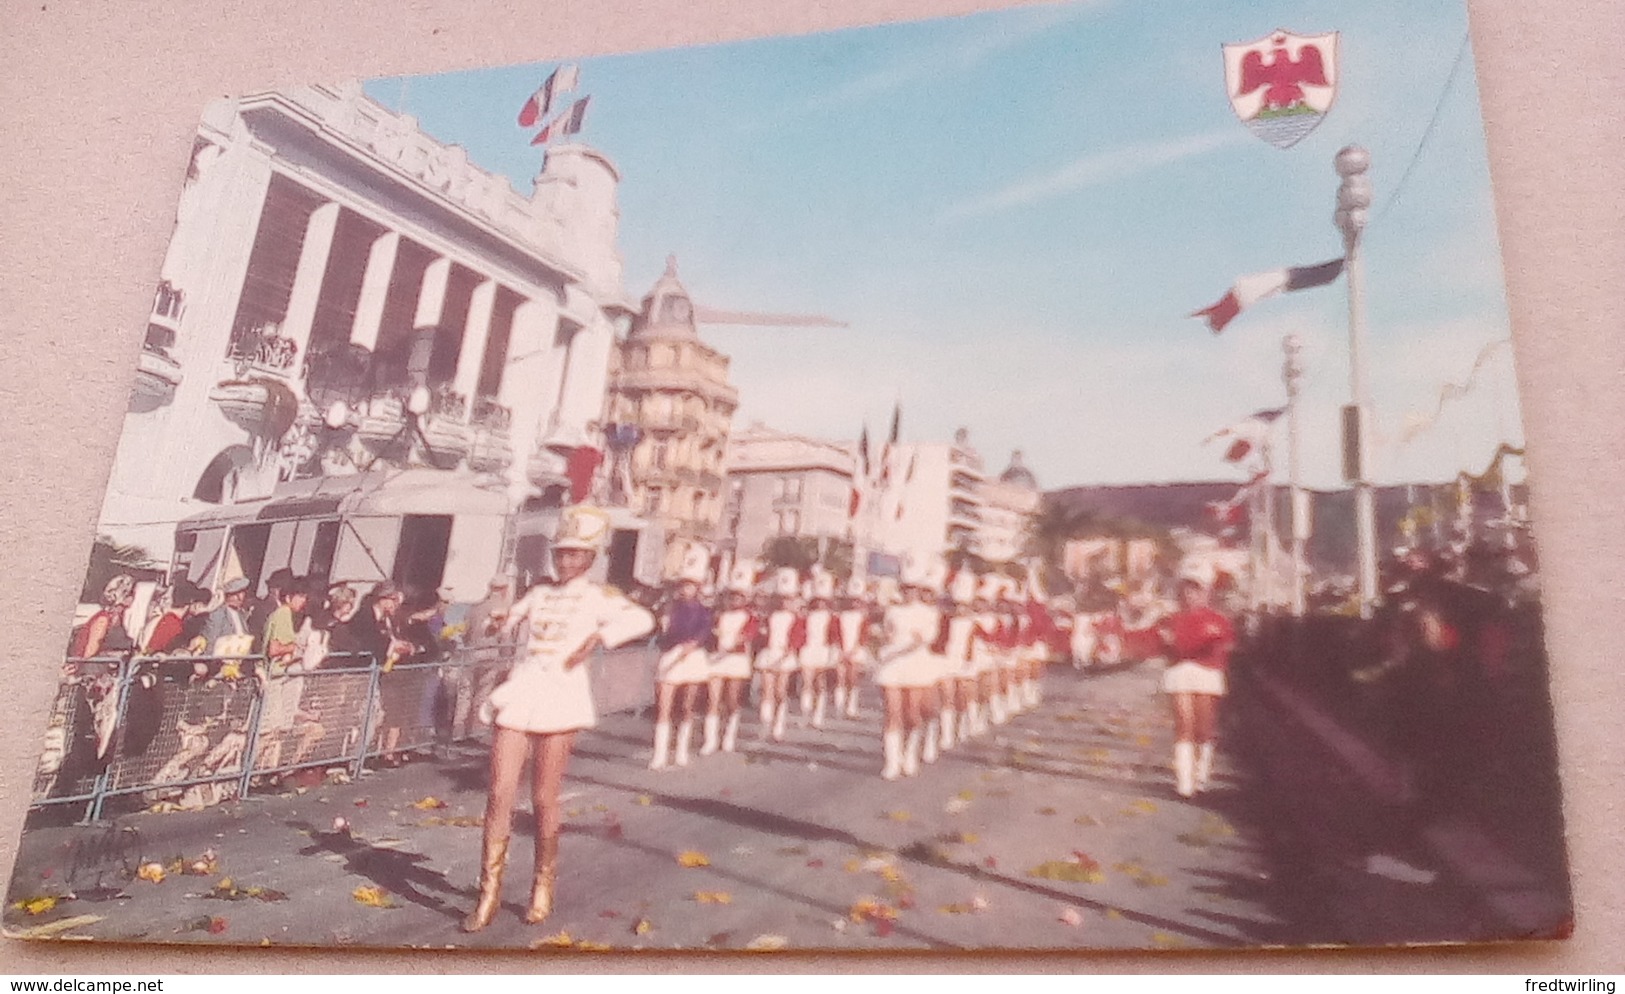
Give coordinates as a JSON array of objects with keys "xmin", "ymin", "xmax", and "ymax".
[
  {"xmin": 653, "ymin": 440, "xmax": 670, "ymax": 470},
  {"xmin": 785, "ymin": 477, "xmax": 803, "ymax": 502}
]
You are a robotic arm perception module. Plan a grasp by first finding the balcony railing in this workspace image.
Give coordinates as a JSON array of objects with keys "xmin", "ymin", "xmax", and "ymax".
[{"xmin": 227, "ymin": 320, "xmax": 299, "ymax": 376}]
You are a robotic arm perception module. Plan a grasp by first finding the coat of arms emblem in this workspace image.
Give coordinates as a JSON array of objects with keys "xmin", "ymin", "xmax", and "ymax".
[{"xmin": 1222, "ymin": 29, "xmax": 1339, "ymax": 149}]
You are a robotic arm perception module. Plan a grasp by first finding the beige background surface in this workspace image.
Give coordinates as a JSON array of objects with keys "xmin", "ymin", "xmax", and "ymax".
[{"xmin": 1, "ymin": 0, "xmax": 1620, "ymax": 974}]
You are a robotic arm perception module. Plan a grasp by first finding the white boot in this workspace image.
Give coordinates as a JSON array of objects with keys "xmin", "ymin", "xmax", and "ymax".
[
  {"xmin": 812, "ymin": 689, "xmax": 827, "ymax": 729},
  {"xmin": 674, "ymin": 719, "xmax": 693, "ymax": 767},
  {"xmin": 922, "ymin": 719, "xmax": 939, "ymax": 764},
  {"xmin": 902, "ymin": 729, "xmax": 923, "ymax": 777},
  {"xmin": 1173, "ymin": 741, "xmax": 1196, "ymax": 798},
  {"xmin": 699, "ymin": 712, "xmax": 721, "ymax": 756},
  {"xmin": 1006, "ymin": 683, "xmax": 1023, "ymax": 715},
  {"xmin": 990, "ymin": 694, "xmax": 1007, "ymax": 725},
  {"xmin": 800, "ymin": 683, "xmax": 814, "ymax": 718},
  {"xmin": 721, "ymin": 713, "xmax": 741, "ymax": 753},
  {"xmin": 834, "ymin": 685, "xmax": 848, "ymax": 715},
  {"xmin": 968, "ymin": 701, "xmax": 985, "ymax": 736},
  {"xmin": 1195, "ymin": 742, "xmax": 1215, "ymax": 791},
  {"xmin": 758, "ymin": 692, "xmax": 774, "ymax": 728},
  {"xmin": 845, "ymin": 687, "xmax": 861, "ymax": 719},
  {"xmin": 939, "ymin": 708, "xmax": 956, "ymax": 750},
  {"xmin": 1024, "ymin": 679, "xmax": 1040, "ymax": 708},
  {"xmin": 649, "ymin": 722, "xmax": 672, "ymax": 771},
  {"xmin": 959, "ymin": 707, "xmax": 976, "ymax": 742},
  {"xmin": 881, "ymin": 730, "xmax": 904, "ymax": 780},
  {"xmin": 772, "ymin": 699, "xmax": 789, "ymax": 741}
]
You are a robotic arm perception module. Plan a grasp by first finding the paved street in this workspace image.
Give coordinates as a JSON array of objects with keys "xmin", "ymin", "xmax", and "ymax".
[{"xmin": 8, "ymin": 659, "xmax": 1426, "ymax": 952}]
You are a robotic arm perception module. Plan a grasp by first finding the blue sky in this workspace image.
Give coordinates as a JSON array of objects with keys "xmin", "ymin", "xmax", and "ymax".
[{"xmin": 365, "ymin": 0, "xmax": 1520, "ymax": 491}]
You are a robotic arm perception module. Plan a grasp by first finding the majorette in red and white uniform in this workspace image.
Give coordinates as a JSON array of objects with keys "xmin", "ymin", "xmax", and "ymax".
[
  {"xmin": 935, "ymin": 568, "xmax": 980, "ymax": 748},
  {"xmin": 754, "ymin": 567, "xmax": 804, "ymax": 741},
  {"xmin": 797, "ymin": 571, "xmax": 843, "ymax": 728},
  {"xmin": 704, "ymin": 561, "xmax": 761, "ymax": 755},
  {"xmin": 834, "ymin": 576, "xmax": 875, "ymax": 719}
]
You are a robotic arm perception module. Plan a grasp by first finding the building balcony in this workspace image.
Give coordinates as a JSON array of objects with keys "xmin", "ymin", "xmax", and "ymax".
[
  {"xmin": 468, "ymin": 398, "xmax": 513, "ymax": 473},
  {"xmin": 208, "ymin": 376, "xmax": 302, "ymax": 438},
  {"xmin": 949, "ymin": 502, "xmax": 983, "ymax": 528},
  {"xmin": 613, "ymin": 366, "xmax": 738, "ymax": 406},
  {"xmin": 355, "ymin": 395, "xmax": 406, "ymax": 446},
  {"xmin": 149, "ymin": 280, "xmax": 185, "ymax": 335},
  {"xmin": 528, "ymin": 445, "xmax": 571, "ymax": 489},
  {"xmin": 131, "ymin": 345, "xmax": 183, "ymax": 413},
  {"xmin": 226, "ymin": 321, "xmax": 300, "ymax": 380}
]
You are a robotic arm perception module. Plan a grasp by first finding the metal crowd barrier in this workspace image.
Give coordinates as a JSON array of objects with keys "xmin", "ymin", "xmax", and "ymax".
[{"xmin": 30, "ymin": 643, "xmax": 529, "ymax": 823}]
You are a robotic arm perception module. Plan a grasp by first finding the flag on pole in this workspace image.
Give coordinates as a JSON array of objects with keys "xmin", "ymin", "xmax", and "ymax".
[
  {"xmin": 529, "ymin": 97, "xmax": 591, "ymax": 146},
  {"xmin": 857, "ymin": 425, "xmax": 870, "ymax": 479},
  {"xmin": 1205, "ymin": 408, "xmax": 1285, "ymax": 463},
  {"xmin": 518, "ymin": 65, "xmax": 580, "ymax": 128},
  {"xmin": 1192, "ymin": 259, "xmax": 1344, "ymax": 333}
]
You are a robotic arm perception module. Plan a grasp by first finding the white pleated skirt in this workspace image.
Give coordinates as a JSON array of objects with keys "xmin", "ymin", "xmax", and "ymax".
[{"xmin": 1161, "ymin": 660, "xmax": 1227, "ymax": 696}]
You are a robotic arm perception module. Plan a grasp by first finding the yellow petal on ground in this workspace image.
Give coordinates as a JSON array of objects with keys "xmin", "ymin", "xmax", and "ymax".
[
  {"xmin": 676, "ymin": 850, "xmax": 710, "ymax": 868},
  {"xmin": 633, "ymin": 918, "xmax": 652, "ymax": 935},
  {"xmin": 136, "ymin": 862, "xmax": 166, "ymax": 884},
  {"xmin": 694, "ymin": 891, "xmax": 733, "ymax": 904},
  {"xmin": 1129, "ymin": 798, "xmax": 1158, "ymax": 814},
  {"xmin": 9, "ymin": 914, "xmax": 104, "ymax": 939},
  {"xmin": 533, "ymin": 930, "xmax": 575, "ymax": 948},
  {"xmin": 956, "ymin": 789, "xmax": 975, "ymax": 801},
  {"xmin": 351, "ymin": 885, "xmax": 396, "ymax": 908},
  {"xmin": 745, "ymin": 934, "xmax": 788, "ymax": 951},
  {"xmin": 574, "ymin": 939, "xmax": 613, "ymax": 951},
  {"xmin": 635, "ymin": 795, "xmax": 652, "ymax": 806},
  {"xmin": 410, "ymin": 796, "xmax": 448, "ymax": 810},
  {"xmin": 1106, "ymin": 908, "xmax": 1124, "ymax": 920},
  {"xmin": 1152, "ymin": 931, "xmax": 1184, "ymax": 948},
  {"xmin": 13, "ymin": 895, "xmax": 62, "ymax": 916},
  {"xmin": 884, "ymin": 810, "xmax": 911, "ymax": 822},
  {"xmin": 1026, "ymin": 861, "xmax": 1106, "ymax": 884}
]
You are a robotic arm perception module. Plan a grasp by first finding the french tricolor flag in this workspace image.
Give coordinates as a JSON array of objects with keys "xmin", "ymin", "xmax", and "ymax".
[
  {"xmin": 1192, "ymin": 258, "xmax": 1344, "ymax": 334},
  {"xmin": 517, "ymin": 65, "xmax": 580, "ymax": 128},
  {"xmin": 530, "ymin": 96, "xmax": 591, "ymax": 146}
]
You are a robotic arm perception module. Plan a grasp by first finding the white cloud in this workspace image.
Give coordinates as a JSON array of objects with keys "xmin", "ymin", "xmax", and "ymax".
[
  {"xmin": 804, "ymin": 1, "xmax": 1107, "ymax": 111},
  {"xmin": 940, "ymin": 130, "xmax": 1248, "ymax": 220}
]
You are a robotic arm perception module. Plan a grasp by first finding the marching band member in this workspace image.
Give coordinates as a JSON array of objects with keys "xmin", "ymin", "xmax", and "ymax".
[
  {"xmin": 835, "ymin": 577, "xmax": 875, "ymax": 719},
  {"xmin": 938, "ymin": 569, "xmax": 981, "ymax": 746},
  {"xmin": 1158, "ymin": 566, "xmax": 1235, "ymax": 797},
  {"xmin": 798, "ymin": 571, "xmax": 841, "ymax": 729},
  {"xmin": 971, "ymin": 575, "xmax": 1004, "ymax": 729},
  {"xmin": 917, "ymin": 561, "xmax": 952, "ymax": 765},
  {"xmin": 1018, "ymin": 563, "xmax": 1060, "ymax": 709},
  {"xmin": 464, "ymin": 506, "xmax": 655, "ymax": 932},
  {"xmin": 995, "ymin": 578, "xmax": 1025, "ymax": 719},
  {"xmin": 649, "ymin": 547, "xmax": 714, "ymax": 770},
  {"xmin": 707, "ymin": 563, "xmax": 760, "ymax": 754},
  {"xmin": 874, "ymin": 567, "xmax": 940, "ymax": 779},
  {"xmin": 754, "ymin": 568, "xmax": 805, "ymax": 742}
]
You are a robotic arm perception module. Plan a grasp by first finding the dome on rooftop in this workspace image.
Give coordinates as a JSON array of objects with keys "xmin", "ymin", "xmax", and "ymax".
[{"xmin": 999, "ymin": 449, "xmax": 1038, "ymax": 489}]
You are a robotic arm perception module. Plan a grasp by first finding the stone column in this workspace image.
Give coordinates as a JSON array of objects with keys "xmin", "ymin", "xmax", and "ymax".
[
  {"xmin": 280, "ymin": 201, "xmax": 341, "ymax": 369},
  {"xmin": 554, "ymin": 312, "xmax": 615, "ymax": 439},
  {"xmin": 408, "ymin": 256, "xmax": 451, "ymax": 384},
  {"xmin": 502, "ymin": 294, "xmax": 565, "ymax": 506},
  {"xmin": 453, "ymin": 279, "xmax": 497, "ymax": 403},
  {"xmin": 349, "ymin": 231, "xmax": 400, "ymax": 351}
]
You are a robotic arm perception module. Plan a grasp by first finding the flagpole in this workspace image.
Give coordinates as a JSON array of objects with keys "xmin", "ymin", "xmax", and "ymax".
[
  {"xmin": 1283, "ymin": 334, "xmax": 1307, "ymax": 617},
  {"xmin": 1335, "ymin": 145, "xmax": 1378, "ymax": 619}
]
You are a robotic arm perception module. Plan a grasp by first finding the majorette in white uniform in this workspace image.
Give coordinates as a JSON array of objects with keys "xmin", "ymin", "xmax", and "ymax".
[
  {"xmin": 649, "ymin": 545, "xmax": 715, "ymax": 771},
  {"xmin": 489, "ymin": 510, "xmax": 656, "ymax": 735},
  {"xmin": 798, "ymin": 571, "xmax": 841, "ymax": 727},
  {"xmin": 874, "ymin": 569, "xmax": 941, "ymax": 690},
  {"xmin": 835, "ymin": 576, "xmax": 874, "ymax": 719},
  {"xmin": 711, "ymin": 563, "xmax": 759, "ymax": 681},
  {"xmin": 941, "ymin": 568, "xmax": 980, "ymax": 744},
  {"xmin": 754, "ymin": 568, "xmax": 805, "ymax": 675}
]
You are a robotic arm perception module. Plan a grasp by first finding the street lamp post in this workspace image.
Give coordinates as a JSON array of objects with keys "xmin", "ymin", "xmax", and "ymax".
[
  {"xmin": 1283, "ymin": 334, "xmax": 1307, "ymax": 617},
  {"xmin": 1335, "ymin": 145, "xmax": 1379, "ymax": 619}
]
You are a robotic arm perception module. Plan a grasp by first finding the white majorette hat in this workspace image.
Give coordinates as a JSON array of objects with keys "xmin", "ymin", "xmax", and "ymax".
[
  {"xmin": 811, "ymin": 572, "xmax": 837, "ymax": 601},
  {"xmin": 1178, "ymin": 561, "xmax": 1216, "ymax": 587},
  {"xmin": 949, "ymin": 569, "xmax": 977, "ymax": 606},
  {"xmin": 845, "ymin": 576, "xmax": 869, "ymax": 599},
  {"xmin": 553, "ymin": 505, "xmax": 612, "ymax": 553},
  {"xmin": 774, "ymin": 567, "xmax": 800, "ymax": 597},
  {"xmin": 727, "ymin": 561, "xmax": 757, "ymax": 593},
  {"xmin": 676, "ymin": 544, "xmax": 710, "ymax": 585}
]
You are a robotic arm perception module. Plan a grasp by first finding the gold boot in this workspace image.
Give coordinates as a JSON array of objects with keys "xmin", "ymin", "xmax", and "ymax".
[
  {"xmin": 461, "ymin": 836, "xmax": 509, "ymax": 933},
  {"xmin": 524, "ymin": 836, "xmax": 560, "ymax": 924}
]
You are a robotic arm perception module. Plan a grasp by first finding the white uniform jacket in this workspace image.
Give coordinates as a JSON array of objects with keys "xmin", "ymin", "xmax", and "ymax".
[{"xmin": 488, "ymin": 577, "xmax": 655, "ymax": 734}]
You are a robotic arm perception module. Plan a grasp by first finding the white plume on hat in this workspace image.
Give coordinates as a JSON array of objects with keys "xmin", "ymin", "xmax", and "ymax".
[
  {"xmin": 677, "ymin": 544, "xmax": 711, "ymax": 584},
  {"xmin": 811, "ymin": 572, "xmax": 837, "ymax": 600},
  {"xmin": 554, "ymin": 505, "xmax": 611, "ymax": 552},
  {"xmin": 1178, "ymin": 560, "xmax": 1216, "ymax": 587},
  {"xmin": 727, "ymin": 561, "xmax": 758, "ymax": 593}
]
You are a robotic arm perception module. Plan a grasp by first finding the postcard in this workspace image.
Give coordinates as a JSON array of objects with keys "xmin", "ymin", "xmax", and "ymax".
[{"xmin": 3, "ymin": 0, "xmax": 1569, "ymax": 952}]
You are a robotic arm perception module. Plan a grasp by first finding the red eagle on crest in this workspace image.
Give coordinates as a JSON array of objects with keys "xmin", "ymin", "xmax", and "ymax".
[{"xmin": 1238, "ymin": 32, "xmax": 1330, "ymax": 111}]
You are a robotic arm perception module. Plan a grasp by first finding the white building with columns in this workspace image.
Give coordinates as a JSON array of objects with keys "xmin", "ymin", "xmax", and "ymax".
[{"xmin": 105, "ymin": 83, "xmax": 635, "ymax": 598}]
